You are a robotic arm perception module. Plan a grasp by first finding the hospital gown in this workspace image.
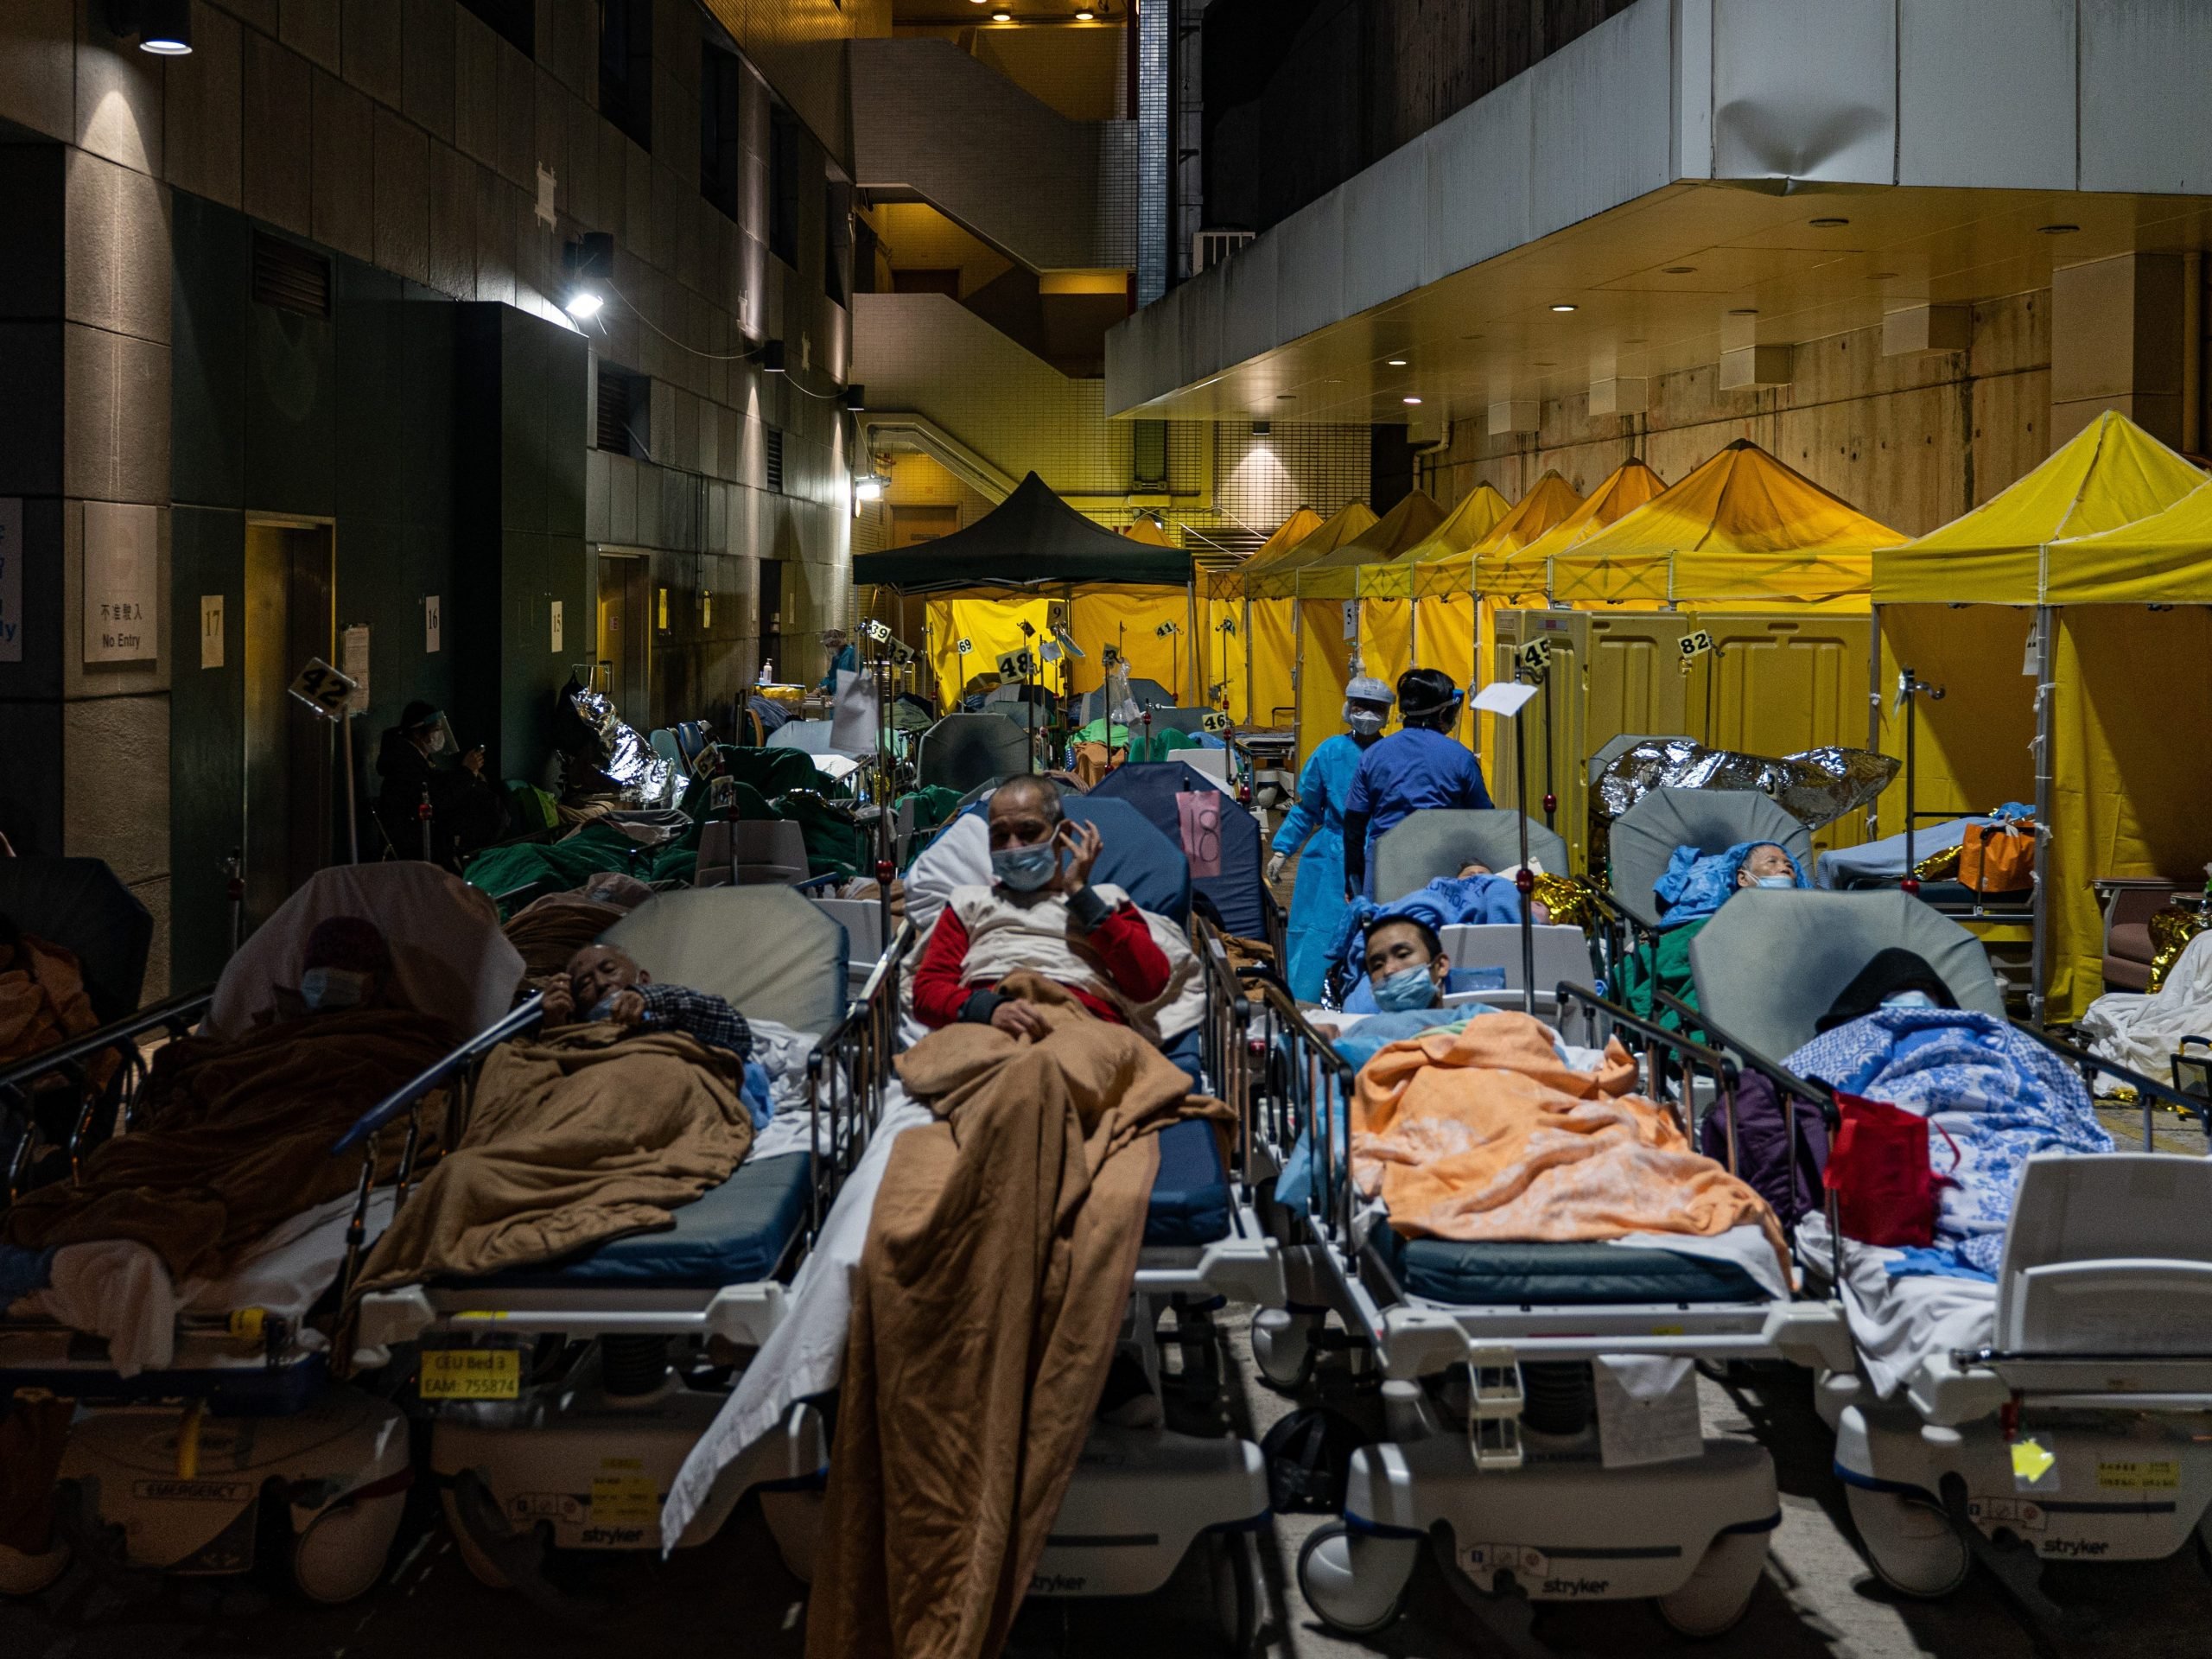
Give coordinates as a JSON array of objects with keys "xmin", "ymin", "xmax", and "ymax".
[{"xmin": 1273, "ymin": 734, "xmax": 1363, "ymax": 1001}]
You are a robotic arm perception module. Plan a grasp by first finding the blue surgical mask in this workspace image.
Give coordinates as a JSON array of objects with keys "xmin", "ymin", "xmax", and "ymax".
[
  {"xmin": 1754, "ymin": 874, "xmax": 1796, "ymax": 889},
  {"xmin": 1882, "ymin": 988, "xmax": 1939, "ymax": 1010},
  {"xmin": 1371, "ymin": 963, "xmax": 1440, "ymax": 1014},
  {"xmin": 992, "ymin": 842, "xmax": 1059, "ymax": 893},
  {"xmin": 300, "ymin": 967, "xmax": 369, "ymax": 1012}
]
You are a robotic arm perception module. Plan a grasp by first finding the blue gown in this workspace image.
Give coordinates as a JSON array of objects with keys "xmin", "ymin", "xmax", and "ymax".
[{"xmin": 1273, "ymin": 734, "xmax": 1365, "ymax": 1001}]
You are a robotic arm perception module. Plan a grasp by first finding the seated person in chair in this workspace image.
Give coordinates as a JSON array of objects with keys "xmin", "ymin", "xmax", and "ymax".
[{"xmin": 912, "ymin": 775, "xmax": 1195, "ymax": 1042}]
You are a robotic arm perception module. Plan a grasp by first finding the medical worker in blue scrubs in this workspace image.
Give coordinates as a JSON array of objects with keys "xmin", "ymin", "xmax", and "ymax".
[
  {"xmin": 1342, "ymin": 666, "xmax": 1491, "ymax": 898},
  {"xmin": 1267, "ymin": 676, "xmax": 1395, "ymax": 1001}
]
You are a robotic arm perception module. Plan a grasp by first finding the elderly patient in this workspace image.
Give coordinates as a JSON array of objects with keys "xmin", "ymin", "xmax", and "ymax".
[
  {"xmin": 540, "ymin": 942, "xmax": 752, "ymax": 1061},
  {"xmin": 912, "ymin": 775, "xmax": 1192, "ymax": 1041}
]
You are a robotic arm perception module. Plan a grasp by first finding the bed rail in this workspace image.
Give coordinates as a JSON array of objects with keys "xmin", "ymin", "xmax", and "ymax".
[
  {"xmin": 1231, "ymin": 975, "xmax": 1360, "ymax": 1248},
  {"xmin": 0, "ymin": 986, "xmax": 213, "ymax": 1208},
  {"xmin": 2012, "ymin": 1019, "xmax": 2211, "ymax": 1148},
  {"xmin": 804, "ymin": 920, "xmax": 918, "ymax": 1238}
]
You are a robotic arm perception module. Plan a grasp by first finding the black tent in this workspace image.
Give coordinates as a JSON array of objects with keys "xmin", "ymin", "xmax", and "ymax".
[{"xmin": 853, "ymin": 473, "xmax": 1192, "ymax": 592}]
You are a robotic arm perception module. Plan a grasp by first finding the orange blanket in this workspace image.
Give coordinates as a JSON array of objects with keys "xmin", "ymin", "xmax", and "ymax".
[{"xmin": 1351, "ymin": 1014, "xmax": 1787, "ymax": 1279}]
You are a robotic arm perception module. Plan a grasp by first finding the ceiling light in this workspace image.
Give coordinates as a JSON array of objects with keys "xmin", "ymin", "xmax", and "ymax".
[
  {"xmin": 1075, "ymin": 5, "xmax": 1095, "ymax": 15},
  {"xmin": 1402, "ymin": 396, "xmax": 1422, "ymax": 405},
  {"xmin": 2037, "ymin": 223, "xmax": 2080, "ymax": 235},
  {"xmin": 1662, "ymin": 265, "xmax": 1696, "ymax": 275},
  {"xmin": 991, "ymin": 7, "xmax": 1011, "ymax": 16},
  {"xmin": 1729, "ymin": 308, "xmax": 1759, "ymax": 316},
  {"xmin": 1275, "ymin": 392, "xmax": 1296, "ymax": 400},
  {"xmin": 1386, "ymin": 358, "xmax": 1408, "ymax": 367},
  {"xmin": 1809, "ymin": 217, "xmax": 1850, "ymax": 227},
  {"xmin": 1871, "ymin": 270, "xmax": 1898, "ymax": 280},
  {"xmin": 1550, "ymin": 303, "xmax": 1578, "ymax": 313}
]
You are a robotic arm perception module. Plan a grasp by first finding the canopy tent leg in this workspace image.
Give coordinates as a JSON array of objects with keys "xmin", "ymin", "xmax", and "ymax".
[
  {"xmin": 1866, "ymin": 607, "xmax": 1883, "ymax": 840},
  {"xmin": 2029, "ymin": 605, "xmax": 2054, "ymax": 1026},
  {"xmin": 1241, "ymin": 597, "xmax": 1254, "ymax": 725},
  {"xmin": 1185, "ymin": 580, "xmax": 1199, "ymax": 704}
]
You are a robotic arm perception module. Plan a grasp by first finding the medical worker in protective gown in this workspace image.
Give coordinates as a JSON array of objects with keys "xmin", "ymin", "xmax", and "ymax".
[{"xmin": 1267, "ymin": 677, "xmax": 1395, "ymax": 1001}]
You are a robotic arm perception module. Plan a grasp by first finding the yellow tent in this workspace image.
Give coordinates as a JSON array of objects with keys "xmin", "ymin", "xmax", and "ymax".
[
  {"xmin": 1202, "ymin": 506, "xmax": 1320, "ymax": 602},
  {"xmin": 1238, "ymin": 503, "xmax": 1376, "ymax": 730},
  {"xmin": 1870, "ymin": 410, "xmax": 2210, "ymax": 1020},
  {"xmin": 1478, "ymin": 458, "xmax": 1668, "ymax": 600},
  {"xmin": 1551, "ymin": 440, "xmax": 1903, "ymax": 609},
  {"xmin": 1287, "ymin": 493, "xmax": 1448, "ymax": 761}
]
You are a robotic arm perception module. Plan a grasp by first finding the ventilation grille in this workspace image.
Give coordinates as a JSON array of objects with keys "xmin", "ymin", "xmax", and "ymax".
[
  {"xmin": 596, "ymin": 371, "xmax": 632, "ymax": 453},
  {"xmin": 252, "ymin": 233, "xmax": 330, "ymax": 318},
  {"xmin": 765, "ymin": 427, "xmax": 785, "ymax": 493}
]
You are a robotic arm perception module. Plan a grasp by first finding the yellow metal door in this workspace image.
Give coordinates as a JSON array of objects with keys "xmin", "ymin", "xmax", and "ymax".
[{"xmin": 1693, "ymin": 613, "xmax": 1873, "ymax": 854}]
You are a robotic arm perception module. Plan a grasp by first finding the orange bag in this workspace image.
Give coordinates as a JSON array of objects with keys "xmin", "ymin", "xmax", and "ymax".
[{"xmin": 1960, "ymin": 821, "xmax": 2034, "ymax": 894}]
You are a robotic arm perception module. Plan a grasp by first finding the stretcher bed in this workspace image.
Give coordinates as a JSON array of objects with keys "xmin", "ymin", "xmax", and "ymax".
[
  {"xmin": 0, "ymin": 861, "xmax": 523, "ymax": 1604},
  {"xmin": 344, "ymin": 882, "xmax": 899, "ymax": 1586},
  {"xmin": 1252, "ymin": 970, "xmax": 1848, "ymax": 1641},
  {"xmin": 1687, "ymin": 888, "xmax": 2212, "ymax": 1620}
]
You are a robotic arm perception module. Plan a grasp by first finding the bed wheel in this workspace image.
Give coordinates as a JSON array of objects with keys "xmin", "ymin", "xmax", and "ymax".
[
  {"xmin": 1846, "ymin": 1484, "xmax": 1969, "ymax": 1599},
  {"xmin": 1654, "ymin": 1529, "xmax": 1766, "ymax": 1637},
  {"xmin": 1205, "ymin": 1530, "xmax": 1258, "ymax": 1656},
  {"xmin": 439, "ymin": 1487, "xmax": 513, "ymax": 1591},
  {"xmin": 0, "ymin": 1536, "xmax": 72, "ymax": 1599},
  {"xmin": 1295, "ymin": 1521, "xmax": 1414, "ymax": 1636},
  {"xmin": 290, "ymin": 1495, "xmax": 404, "ymax": 1605},
  {"xmin": 1250, "ymin": 1309, "xmax": 1319, "ymax": 1392}
]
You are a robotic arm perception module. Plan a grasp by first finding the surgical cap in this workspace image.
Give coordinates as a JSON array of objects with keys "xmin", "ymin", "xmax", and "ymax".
[{"xmin": 1344, "ymin": 676, "xmax": 1395, "ymax": 708}]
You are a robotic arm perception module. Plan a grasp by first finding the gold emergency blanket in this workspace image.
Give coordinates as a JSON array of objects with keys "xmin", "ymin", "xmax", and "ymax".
[
  {"xmin": 1352, "ymin": 1014, "xmax": 1787, "ymax": 1282},
  {"xmin": 2149, "ymin": 906, "xmax": 2211, "ymax": 995},
  {"xmin": 2, "ymin": 1009, "xmax": 455, "ymax": 1278},
  {"xmin": 806, "ymin": 975, "xmax": 1231, "ymax": 1659},
  {"xmin": 1595, "ymin": 739, "xmax": 1897, "ymax": 830},
  {"xmin": 351, "ymin": 1024, "xmax": 750, "ymax": 1292}
]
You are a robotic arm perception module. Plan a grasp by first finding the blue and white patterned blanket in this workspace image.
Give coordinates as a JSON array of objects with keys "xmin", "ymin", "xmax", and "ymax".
[{"xmin": 1785, "ymin": 1008, "xmax": 2112, "ymax": 1278}]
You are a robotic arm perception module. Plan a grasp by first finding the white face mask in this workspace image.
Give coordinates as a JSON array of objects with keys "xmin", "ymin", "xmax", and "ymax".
[
  {"xmin": 428, "ymin": 730, "xmax": 448, "ymax": 754},
  {"xmin": 1753, "ymin": 873, "xmax": 1795, "ymax": 889},
  {"xmin": 300, "ymin": 967, "xmax": 371, "ymax": 1012},
  {"xmin": 1344, "ymin": 706, "xmax": 1386, "ymax": 738},
  {"xmin": 1882, "ymin": 988, "xmax": 1939, "ymax": 1010}
]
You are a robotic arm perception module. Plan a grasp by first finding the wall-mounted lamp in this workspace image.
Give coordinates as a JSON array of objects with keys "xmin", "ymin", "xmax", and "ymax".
[
  {"xmin": 562, "ymin": 231, "xmax": 613, "ymax": 321},
  {"xmin": 760, "ymin": 340, "xmax": 788, "ymax": 374},
  {"xmin": 854, "ymin": 474, "xmax": 890, "ymax": 504},
  {"xmin": 108, "ymin": 0, "xmax": 192, "ymax": 53}
]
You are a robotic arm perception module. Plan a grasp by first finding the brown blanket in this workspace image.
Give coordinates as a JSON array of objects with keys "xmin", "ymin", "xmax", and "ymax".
[
  {"xmin": 502, "ymin": 897, "xmax": 629, "ymax": 982},
  {"xmin": 0, "ymin": 936, "xmax": 99, "ymax": 1066},
  {"xmin": 350, "ymin": 1024, "xmax": 751, "ymax": 1293},
  {"xmin": 1, "ymin": 1007, "xmax": 455, "ymax": 1278},
  {"xmin": 807, "ymin": 974, "xmax": 1231, "ymax": 1659}
]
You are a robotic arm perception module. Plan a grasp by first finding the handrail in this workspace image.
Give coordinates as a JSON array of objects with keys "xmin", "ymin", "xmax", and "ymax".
[
  {"xmin": 0, "ymin": 986, "xmax": 213, "ymax": 1101},
  {"xmin": 330, "ymin": 995, "xmax": 546, "ymax": 1154}
]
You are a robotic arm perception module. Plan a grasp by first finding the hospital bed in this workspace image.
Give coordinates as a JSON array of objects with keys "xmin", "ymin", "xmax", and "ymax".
[
  {"xmin": 0, "ymin": 861, "xmax": 522, "ymax": 1604},
  {"xmin": 1257, "ymin": 974, "xmax": 1850, "ymax": 1640},
  {"xmin": 344, "ymin": 884, "xmax": 906, "ymax": 1592},
  {"xmin": 1687, "ymin": 888, "xmax": 2212, "ymax": 1621}
]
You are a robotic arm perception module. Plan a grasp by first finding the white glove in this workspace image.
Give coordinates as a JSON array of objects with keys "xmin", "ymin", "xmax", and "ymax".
[{"xmin": 1265, "ymin": 853, "xmax": 1287, "ymax": 883}]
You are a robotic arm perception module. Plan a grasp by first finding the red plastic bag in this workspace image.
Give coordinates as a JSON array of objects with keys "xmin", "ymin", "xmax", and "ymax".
[{"xmin": 1821, "ymin": 1092, "xmax": 1958, "ymax": 1248}]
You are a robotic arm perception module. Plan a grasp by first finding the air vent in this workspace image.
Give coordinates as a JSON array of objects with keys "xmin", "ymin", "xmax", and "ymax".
[
  {"xmin": 765, "ymin": 427, "xmax": 785, "ymax": 493},
  {"xmin": 596, "ymin": 371, "xmax": 632, "ymax": 452},
  {"xmin": 251, "ymin": 233, "xmax": 330, "ymax": 318}
]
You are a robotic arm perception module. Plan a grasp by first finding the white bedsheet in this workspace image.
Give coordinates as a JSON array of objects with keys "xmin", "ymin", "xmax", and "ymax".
[
  {"xmin": 1798, "ymin": 1215, "xmax": 1994, "ymax": 1399},
  {"xmin": 661, "ymin": 1081, "xmax": 932, "ymax": 1550},
  {"xmin": 2079, "ymin": 930, "xmax": 2212, "ymax": 1085}
]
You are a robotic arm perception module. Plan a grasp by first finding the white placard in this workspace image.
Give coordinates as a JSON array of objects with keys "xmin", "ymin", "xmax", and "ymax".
[
  {"xmin": 425, "ymin": 594, "xmax": 442, "ymax": 653},
  {"xmin": 288, "ymin": 657, "xmax": 356, "ymax": 721},
  {"xmin": 1594, "ymin": 1356, "xmax": 1702, "ymax": 1468},
  {"xmin": 83, "ymin": 501, "xmax": 157, "ymax": 664},
  {"xmin": 1341, "ymin": 601, "xmax": 1357, "ymax": 642},
  {"xmin": 550, "ymin": 600, "xmax": 563, "ymax": 652},
  {"xmin": 341, "ymin": 624, "xmax": 371, "ymax": 713},
  {"xmin": 1471, "ymin": 681, "xmax": 1539, "ymax": 717},
  {"xmin": 0, "ymin": 498, "xmax": 20, "ymax": 663},
  {"xmin": 200, "ymin": 595, "xmax": 224, "ymax": 669}
]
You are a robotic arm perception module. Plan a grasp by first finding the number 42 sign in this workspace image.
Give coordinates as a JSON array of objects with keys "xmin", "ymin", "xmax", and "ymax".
[{"xmin": 288, "ymin": 658, "xmax": 359, "ymax": 722}]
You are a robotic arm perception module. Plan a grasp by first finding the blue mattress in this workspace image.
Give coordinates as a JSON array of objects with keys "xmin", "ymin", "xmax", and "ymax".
[
  {"xmin": 1145, "ymin": 1116, "xmax": 1232, "ymax": 1249},
  {"xmin": 1377, "ymin": 1231, "xmax": 1766, "ymax": 1306},
  {"xmin": 474, "ymin": 1149, "xmax": 813, "ymax": 1290}
]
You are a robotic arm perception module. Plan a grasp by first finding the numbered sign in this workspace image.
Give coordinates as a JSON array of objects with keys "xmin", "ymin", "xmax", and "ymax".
[
  {"xmin": 1677, "ymin": 629, "xmax": 1717, "ymax": 675},
  {"xmin": 860, "ymin": 619, "xmax": 892, "ymax": 643},
  {"xmin": 955, "ymin": 636, "xmax": 973, "ymax": 656},
  {"xmin": 424, "ymin": 594, "xmax": 442, "ymax": 653},
  {"xmin": 1517, "ymin": 637, "xmax": 1554, "ymax": 674},
  {"xmin": 288, "ymin": 657, "xmax": 359, "ymax": 721},
  {"xmin": 995, "ymin": 647, "xmax": 1035, "ymax": 679},
  {"xmin": 1201, "ymin": 710, "xmax": 1231, "ymax": 734},
  {"xmin": 1153, "ymin": 620, "xmax": 1179, "ymax": 639},
  {"xmin": 1217, "ymin": 616, "xmax": 1236, "ymax": 636}
]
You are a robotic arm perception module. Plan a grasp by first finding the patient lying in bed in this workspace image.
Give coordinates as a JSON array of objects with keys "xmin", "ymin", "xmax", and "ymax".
[
  {"xmin": 349, "ymin": 944, "xmax": 759, "ymax": 1294},
  {"xmin": 1618, "ymin": 840, "xmax": 1805, "ymax": 1028}
]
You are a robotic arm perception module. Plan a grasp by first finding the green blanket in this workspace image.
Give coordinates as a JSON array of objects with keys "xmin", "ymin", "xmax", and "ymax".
[{"xmin": 1614, "ymin": 916, "xmax": 1709, "ymax": 1032}]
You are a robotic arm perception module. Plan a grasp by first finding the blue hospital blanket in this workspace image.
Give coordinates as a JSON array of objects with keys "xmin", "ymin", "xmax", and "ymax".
[
  {"xmin": 1327, "ymin": 874, "xmax": 1525, "ymax": 990},
  {"xmin": 1653, "ymin": 841, "xmax": 1805, "ymax": 930},
  {"xmin": 1786, "ymin": 1008, "xmax": 2111, "ymax": 1277}
]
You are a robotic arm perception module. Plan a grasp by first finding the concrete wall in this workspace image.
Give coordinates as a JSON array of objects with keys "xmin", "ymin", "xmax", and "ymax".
[{"xmin": 1419, "ymin": 291, "xmax": 2054, "ymax": 538}]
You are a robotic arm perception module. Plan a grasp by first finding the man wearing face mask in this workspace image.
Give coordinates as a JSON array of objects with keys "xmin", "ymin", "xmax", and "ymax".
[
  {"xmin": 281, "ymin": 915, "xmax": 398, "ymax": 1019},
  {"xmin": 374, "ymin": 700, "xmax": 504, "ymax": 869},
  {"xmin": 1362, "ymin": 918, "xmax": 1452, "ymax": 1014},
  {"xmin": 1268, "ymin": 676, "xmax": 1394, "ymax": 1001},
  {"xmin": 1735, "ymin": 842, "xmax": 1802, "ymax": 892},
  {"xmin": 537, "ymin": 944, "xmax": 753, "ymax": 1063},
  {"xmin": 912, "ymin": 775, "xmax": 1179, "ymax": 1039}
]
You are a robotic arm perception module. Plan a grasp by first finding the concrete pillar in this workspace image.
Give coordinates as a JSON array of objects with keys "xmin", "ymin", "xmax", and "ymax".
[
  {"xmin": 2050, "ymin": 251, "xmax": 2201, "ymax": 452},
  {"xmin": 0, "ymin": 16, "xmax": 175, "ymax": 996}
]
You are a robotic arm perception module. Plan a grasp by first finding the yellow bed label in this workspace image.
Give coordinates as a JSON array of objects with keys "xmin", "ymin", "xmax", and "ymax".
[
  {"xmin": 588, "ymin": 1472, "xmax": 659, "ymax": 1527},
  {"xmin": 419, "ymin": 1348, "xmax": 520, "ymax": 1400},
  {"xmin": 2097, "ymin": 1459, "xmax": 2180, "ymax": 1491}
]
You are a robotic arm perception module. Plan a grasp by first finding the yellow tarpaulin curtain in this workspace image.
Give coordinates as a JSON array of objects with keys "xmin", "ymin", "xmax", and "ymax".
[
  {"xmin": 1357, "ymin": 597, "xmax": 1413, "ymax": 690},
  {"xmin": 1874, "ymin": 411, "xmax": 2206, "ymax": 605},
  {"xmin": 1411, "ymin": 594, "xmax": 1480, "ymax": 752},
  {"xmin": 1295, "ymin": 600, "xmax": 1357, "ymax": 766},
  {"xmin": 925, "ymin": 595, "xmax": 1055, "ymax": 707},
  {"xmin": 2046, "ymin": 478, "xmax": 2212, "ymax": 603},
  {"xmin": 2046, "ymin": 607, "xmax": 2212, "ymax": 1020},
  {"xmin": 1249, "ymin": 599, "xmax": 1297, "ymax": 728},
  {"xmin": 1067, "ymin": 585, "xmax": 1192, "ymax": 699},
  {"xmin": 1196, "ymin": 591, "xmax": 1245, "ymax": 718},
  {"xmin": 1873, "ymin": 606, "xmax": 2037, "ymax": 835}
]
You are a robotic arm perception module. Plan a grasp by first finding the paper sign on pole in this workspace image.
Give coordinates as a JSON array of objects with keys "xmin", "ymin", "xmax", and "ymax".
[
  {"xmin": 83, "ymin": 501, "xmax": 157, "ymax": 664},
  {"xmin": 200, "ymin": 596, "xmax": 224, "ymax": 668},
  {"xmin": 288, "ymin": 658, "xmax": 357, "ymax": 721},
  {"xmin": 1341, "ymin": 601, "xmax": 1357, "ymax": 642},
  {"xmin": 0, "ymin": 498, "xmax": 20, "ymax": 664},
  {"xmin": 1472, "ymin": 681, "xmax": 1539, "ymax": 718},
  {"xmin": 425, "ymin": 594, "xmax": 442, "ymax": 653},
  {"xmin": 341, "ymin": 624, "xmax": 371, "ymax": 713}
]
